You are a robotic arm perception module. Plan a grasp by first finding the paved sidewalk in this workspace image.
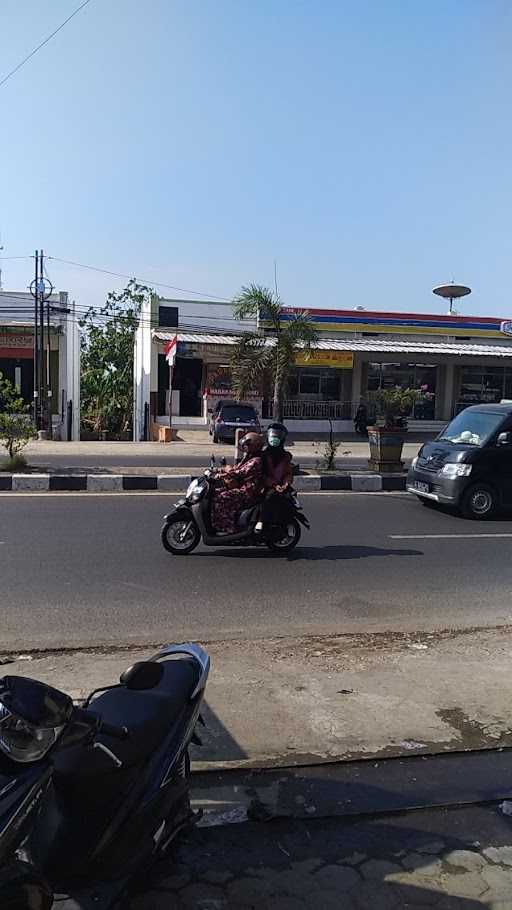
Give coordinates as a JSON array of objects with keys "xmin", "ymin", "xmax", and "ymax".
[
  {"xmin": 130, "ymin": 802, "xmax": 512, "ymax": 908},
  {"xmin": 8, "ymin": 627, "xmax": 512, "ymax": 768},
  {"xmin": 6, "ymin": 439, "xmax": 423, "ymax": 474}
]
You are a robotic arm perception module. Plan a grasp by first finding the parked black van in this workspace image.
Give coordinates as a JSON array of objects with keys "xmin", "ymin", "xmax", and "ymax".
[{"xmin": 407, "ymin": 403, "xmax": 512, "ymax": 519}]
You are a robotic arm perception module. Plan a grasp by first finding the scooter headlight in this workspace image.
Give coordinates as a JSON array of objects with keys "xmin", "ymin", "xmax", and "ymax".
[
  {"xmin": 0, "ymin": 702, "xmax": 64, "ymax": 763},
  {"xmin": 186, "ymin": 478, "xmax": 206, "ymax": 502}
]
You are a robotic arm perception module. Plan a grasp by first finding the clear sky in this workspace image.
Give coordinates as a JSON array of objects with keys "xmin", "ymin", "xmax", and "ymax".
[{"xmin": 1, "ymin": 0, "xmax": 511, "ymax": 318}]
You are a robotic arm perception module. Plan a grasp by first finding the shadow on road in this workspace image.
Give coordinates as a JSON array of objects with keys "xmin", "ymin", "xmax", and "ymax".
[{"xmin": 197, "ymin": 545, "xmax": 423, "ymax": 561}]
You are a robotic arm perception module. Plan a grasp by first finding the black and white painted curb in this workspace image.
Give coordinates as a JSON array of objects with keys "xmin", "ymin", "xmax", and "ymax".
[{"xmin": 0, "ymin": 473, "xmax": 407, "ymax": 493}]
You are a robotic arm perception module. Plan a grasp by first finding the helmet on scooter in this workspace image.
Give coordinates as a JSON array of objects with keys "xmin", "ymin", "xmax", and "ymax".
[
  {"xmin": 240, "ymin": 432, "xmax": 264, "ymax": 455},
  {"xmin": 267, "ymin": 423, "xmax": 288, "ymax": 448}
]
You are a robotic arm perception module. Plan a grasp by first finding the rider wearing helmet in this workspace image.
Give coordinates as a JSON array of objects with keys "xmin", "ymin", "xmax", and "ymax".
[
  {"xmin": 263, "ymin": 423, "xmax": 293, "ymax": 492},
  {"xmin": 255, "ymin": 423, "xmax": 293, "ymax": 531},
  {"xmin": 212, "ymin": 432, "xmax": 264, "ymax": 534}
]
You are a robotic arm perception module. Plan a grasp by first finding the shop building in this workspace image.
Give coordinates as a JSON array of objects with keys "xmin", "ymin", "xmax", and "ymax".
[
  {"xmin": 133, "ymin": 295, "xmax": 512, "ymax": 437},
  {"xmin": 0, "ymin": 290, "xmax": 80, "ymax": 439}
]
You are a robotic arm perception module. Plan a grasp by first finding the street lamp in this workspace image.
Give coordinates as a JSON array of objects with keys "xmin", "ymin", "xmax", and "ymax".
[{"xmin": 432, "ymin": 281, "xmax": 471, "ymax": 315}]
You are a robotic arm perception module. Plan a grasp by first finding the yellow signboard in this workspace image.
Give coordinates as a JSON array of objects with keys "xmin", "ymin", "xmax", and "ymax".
[{"xmin": 296, "ymin": 350, "xmax": 354, "ymax": 369}]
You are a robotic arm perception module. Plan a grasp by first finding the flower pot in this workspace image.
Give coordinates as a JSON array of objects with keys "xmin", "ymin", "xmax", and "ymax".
[{"xmin": 368, "ymin": 425, "xmax": 406, "ymax": 473}]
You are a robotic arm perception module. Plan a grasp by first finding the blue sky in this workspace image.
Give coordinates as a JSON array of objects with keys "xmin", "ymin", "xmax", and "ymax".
[{"xmin": 1, "ymin": 0, "xmax": 511, "ymax": 317}]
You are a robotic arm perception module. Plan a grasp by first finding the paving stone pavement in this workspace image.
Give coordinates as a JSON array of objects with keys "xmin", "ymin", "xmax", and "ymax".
[{"xmin": 128, "ymin": 803, "xmax": 512, "ymax": 909}]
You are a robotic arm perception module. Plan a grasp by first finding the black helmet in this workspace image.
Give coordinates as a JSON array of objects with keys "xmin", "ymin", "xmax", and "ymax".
[{"xmin": 267, "ymin": 423, "xmax": 288, "ymax": 447}]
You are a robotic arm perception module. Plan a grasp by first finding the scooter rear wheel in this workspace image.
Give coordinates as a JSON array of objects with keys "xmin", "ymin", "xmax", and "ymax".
[
  {"xmin": 266, "ymin": 519, "xmax": 301, "ymax": 553},
  {"xmin": 161, "ymin": 517, "xmax": 200, "ymax": 555}
]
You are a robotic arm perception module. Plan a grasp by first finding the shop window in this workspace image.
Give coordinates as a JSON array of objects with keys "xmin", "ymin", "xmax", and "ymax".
[
  {"xmin": 286, "ymin": 370, "xmax": 342, "ymax": 400},
  {"xmin": 458, "ymin": 366, "xmax": 505, "ymax": 406},
  {"xmin": 320, "ymin": 372, "xmax": 340, "ymax": 399},
  {"xmin": 366, "ymin": 363, "xmax": 437, "ymax": 420},
  {"xmin": 504, "ymin": 370, "xmax": 512, "ymax": 401},
  {"xmin": 287, "ymin": 373, "xmax": 299, "ymax": 397},
  {"xmin": 300, "ymin": 373, "xmax": 320, "ymax": 395}
]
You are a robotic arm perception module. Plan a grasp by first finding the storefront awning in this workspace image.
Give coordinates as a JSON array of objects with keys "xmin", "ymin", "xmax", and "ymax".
[{"xmin": 152, "ymin": 330, "xmax": 512, "ymax": 359}]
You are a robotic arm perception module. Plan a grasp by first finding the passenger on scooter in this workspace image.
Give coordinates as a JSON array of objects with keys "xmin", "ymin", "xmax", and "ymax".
[
  {"xmin": 211, "ymin": 432, "xmax": 264, "ymax": 534},
  {"xmin": 256, "ymin": 423, "xmax": 294, "ymax": 530},
  {"xmin": 263, "ymin": 423, "xmax": 293, "ymax": 492}
]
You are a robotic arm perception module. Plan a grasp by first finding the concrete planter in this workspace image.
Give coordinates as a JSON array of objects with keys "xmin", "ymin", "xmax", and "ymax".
[{"xmin": 368, "ymin": 425, "xmax": 407, "ymax": 473}]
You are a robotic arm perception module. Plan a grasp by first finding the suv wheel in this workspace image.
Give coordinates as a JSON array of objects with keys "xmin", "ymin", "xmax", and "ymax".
[{"xmin": 461, "ymin": 483, "xmax": 497, "ymax": 520}]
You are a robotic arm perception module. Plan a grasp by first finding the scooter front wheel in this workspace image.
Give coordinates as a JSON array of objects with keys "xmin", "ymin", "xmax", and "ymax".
[{"xmin": 161, "ymin": 516, "xmax": 200, "ymax": 555}]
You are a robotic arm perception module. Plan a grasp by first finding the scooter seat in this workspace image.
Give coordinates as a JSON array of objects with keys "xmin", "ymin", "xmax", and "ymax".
[
  {"xmin": 54, "ymin": 658, "xmax": 200, "ymax": 776},
  {"xmin": 90, "ymin": 658, "xmax": 200, "ymax": 767}
]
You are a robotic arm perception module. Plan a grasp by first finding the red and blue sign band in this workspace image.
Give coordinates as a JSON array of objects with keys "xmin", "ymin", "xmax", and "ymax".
[{"xmin": 279, "ymin": 308, "xmax": 505, "ymax": 333}]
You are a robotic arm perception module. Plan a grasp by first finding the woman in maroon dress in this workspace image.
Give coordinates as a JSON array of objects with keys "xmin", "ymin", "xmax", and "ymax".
[{"xmin": 212, "ymin": 433, "xmax": 264, "ymax": 534}]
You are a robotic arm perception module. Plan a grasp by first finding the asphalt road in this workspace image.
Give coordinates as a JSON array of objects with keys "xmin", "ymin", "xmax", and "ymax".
[{"xmin": 1, "ymin": 492, "xmax": 511, "ymax": 650}]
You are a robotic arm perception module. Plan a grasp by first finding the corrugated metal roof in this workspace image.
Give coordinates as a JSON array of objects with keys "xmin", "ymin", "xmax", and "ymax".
[{"xmin": 152, "ymin": 330, "xmax": 512, "ymax": 358}]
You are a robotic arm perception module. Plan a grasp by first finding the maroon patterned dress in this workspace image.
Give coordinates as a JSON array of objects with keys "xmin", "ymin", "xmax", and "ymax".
[{"xmin": 212, "ymin": 456, "xmax": 263, "ymax": 534}]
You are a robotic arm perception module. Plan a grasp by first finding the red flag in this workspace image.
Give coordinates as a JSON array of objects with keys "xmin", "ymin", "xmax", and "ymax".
[{"xmin": 164, "ymin": 335, "xmax": 178, "ymax": 366}]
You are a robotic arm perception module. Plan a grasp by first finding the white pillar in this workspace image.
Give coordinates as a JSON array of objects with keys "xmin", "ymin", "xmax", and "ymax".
[
  {"xmin": 57, "ymin": 294, "xmax": 80, "ymax": 440},
  {"xmin": 133, "ymin": 292, "xmax": 154, "ymax": 440}
]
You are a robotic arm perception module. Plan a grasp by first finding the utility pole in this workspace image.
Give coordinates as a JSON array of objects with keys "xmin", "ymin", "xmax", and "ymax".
[
  {"xmin": 30, "ymin": 250, "xmax": 53, "ymax": 433},
  {"xmin": 46, "ymin": 282, "xmax": 53, "ymax": 439},
  {"xmin": 33, "ymin": 250, "xmax": 40, "ymax": 427},
  {"xmin": 39, "ymin": 250, "xmax": 46, "ymax": 432}
]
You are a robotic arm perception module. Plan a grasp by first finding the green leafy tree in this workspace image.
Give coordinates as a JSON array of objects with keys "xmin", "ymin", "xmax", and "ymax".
[
  {"xmin": 80, "ymin": 281, "xmax": 152, "ymax": 438},
  {"xmin": 231, "ymin": 284, "xmax": 318, "ymax": 422},
  {"xmin": 0, "ymin": 373, "xmax": 37, "ymax": 468}
]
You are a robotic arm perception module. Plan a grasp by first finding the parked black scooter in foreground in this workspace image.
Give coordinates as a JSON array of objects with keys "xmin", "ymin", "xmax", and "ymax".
[
  {"xmin": 0, "ymin": 643, "xmax": 210, "ymax": 909},
  {"xmin": 161, "ymin": 468, "xmax": 310, "ymax": 555}
]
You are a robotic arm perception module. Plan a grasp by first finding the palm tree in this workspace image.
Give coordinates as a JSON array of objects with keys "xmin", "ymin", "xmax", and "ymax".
[{"xmin": 231, "ymin": 284, "xmax": 318, "ymax": 423}]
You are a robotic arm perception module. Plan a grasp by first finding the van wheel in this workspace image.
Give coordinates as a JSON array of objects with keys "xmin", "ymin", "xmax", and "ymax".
[{"xmin": 461, "ymin": 483, "xmax": 497, "ymax": 520}]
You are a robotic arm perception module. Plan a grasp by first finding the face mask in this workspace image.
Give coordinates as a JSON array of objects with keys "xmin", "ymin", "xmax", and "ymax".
[{"xmin": 268, "ymin": 436, "xmax": 281, "ymax": 447}]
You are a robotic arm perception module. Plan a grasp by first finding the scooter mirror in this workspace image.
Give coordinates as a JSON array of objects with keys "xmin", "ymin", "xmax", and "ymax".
[{"xmin": 120, "ymin": 661, "xmax": 164, "ymax": 690}]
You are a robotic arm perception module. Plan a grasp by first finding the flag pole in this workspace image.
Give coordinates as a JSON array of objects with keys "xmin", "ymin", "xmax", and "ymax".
[{"xmin": 165, "ymin": 335, "xmax": 177, "ymax": 431}]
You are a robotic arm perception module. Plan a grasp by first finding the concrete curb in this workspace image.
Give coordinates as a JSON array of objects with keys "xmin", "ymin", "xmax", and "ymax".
[{"xmin": 0, "ymin": 473, "xmax": 407, "ymax": 492}]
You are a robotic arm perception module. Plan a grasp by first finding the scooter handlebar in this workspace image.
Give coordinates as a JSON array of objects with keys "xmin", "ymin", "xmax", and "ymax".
[
  {"xmin": 74, "ymin": 707, "xmax": 129, "ymax": 740},
  {"xmin": 99, "ymin": 719, "xmax": 129, "ymax": 740}
]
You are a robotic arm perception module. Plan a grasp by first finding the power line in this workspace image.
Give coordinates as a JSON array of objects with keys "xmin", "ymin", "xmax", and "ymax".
[
  {"xmin": 47, "ymin": 256, "xmax": 232, "ymax": 301},
  {"xmin": 0, "ymin": 253, "xmax": 234, "ymax": 302},
  {"xmin": 0, "ymin": 0, "xmax": 93, "ymax": 90},
  {"xmin": 0, "ymin": 303, "xmax": 247, "ymax": 334}
]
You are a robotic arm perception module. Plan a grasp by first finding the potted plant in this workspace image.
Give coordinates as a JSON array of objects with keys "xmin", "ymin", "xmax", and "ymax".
[{"xmin": 368, "ymin": 388, "xmax": 420, "ymax": 473}]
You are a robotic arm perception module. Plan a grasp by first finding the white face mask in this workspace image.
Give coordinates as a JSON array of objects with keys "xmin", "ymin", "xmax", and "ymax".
[{"xmin": 268, "ymin": 436, "xmax": 282, "ymax": 447}]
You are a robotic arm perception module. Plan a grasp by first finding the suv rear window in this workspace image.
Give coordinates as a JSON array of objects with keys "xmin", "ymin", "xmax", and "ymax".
[{"xmin": 220, "ymin": 406, "xmax": 257, "ymax": 421}]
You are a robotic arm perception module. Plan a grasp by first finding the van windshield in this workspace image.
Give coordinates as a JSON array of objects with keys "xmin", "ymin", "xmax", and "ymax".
[{"xmin": 438, "ymin": 410, "xmax": 504, "ymax": 447}]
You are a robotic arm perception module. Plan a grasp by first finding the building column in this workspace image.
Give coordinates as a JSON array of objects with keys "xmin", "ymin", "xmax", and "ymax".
[
  {"xmin": 133, "ymin": 292, "xmax": 154, "ymax": 441},
  {"xmin": 440, "ymin": 362, "xmax": 455, "ymax": 421},
  {"xmin": 350, "ymin": 354, "xmax": 363, "ymax": 418}
]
